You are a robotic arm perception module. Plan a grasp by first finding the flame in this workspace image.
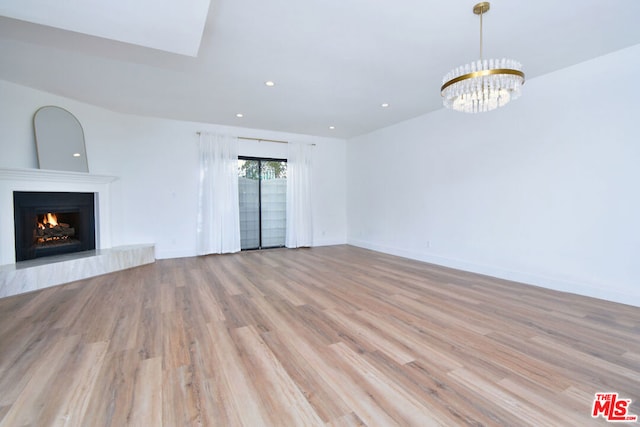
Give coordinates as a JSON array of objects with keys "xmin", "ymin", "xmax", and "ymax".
[
  {"xmin": 46, "ymin": 213, "xmax": 58, "ymax": 226},
  {"xmin": 38, "ymin": 212, "xmax": 58, "ymax": 229}
]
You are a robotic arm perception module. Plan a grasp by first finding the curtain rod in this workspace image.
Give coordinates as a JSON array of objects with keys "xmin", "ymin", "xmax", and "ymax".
[
  {"xmin": 238, "ymin": 136, "xmax": 288, "ymax": 144},
  {"xmin": 196, "ymin": 132, "xmax": 315, "ymax": 146}
]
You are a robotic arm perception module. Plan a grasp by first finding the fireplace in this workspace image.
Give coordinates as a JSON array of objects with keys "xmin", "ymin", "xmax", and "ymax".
[{"xmin": 13, "ymin": 191, "xmax": 96, "ymax": 261}]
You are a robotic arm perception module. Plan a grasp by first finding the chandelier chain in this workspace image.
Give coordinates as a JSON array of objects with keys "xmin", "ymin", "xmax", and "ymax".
[{"xmin": 479, "ymin": 7, "xmax": 483, "ymax": 60}]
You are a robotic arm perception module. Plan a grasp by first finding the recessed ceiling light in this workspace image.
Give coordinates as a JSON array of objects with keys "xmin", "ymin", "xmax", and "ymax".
[
  {"xmin": 381, "ymin": 103, "xmax": 390, "ymax": 108},
  {"xmin": 329, "ymin": 126, "xmax": 335, "ymax": 130},
  {"xmin": 265, "ymin": 81, "xmax": 275, "ymax": 87},
  {"xmin": 236, "ymin": 113, "xmax": 244, "ymax": 118},
  {"xmin": 72, "ymin": 153, "xmax": 81, "ymax": 157}
]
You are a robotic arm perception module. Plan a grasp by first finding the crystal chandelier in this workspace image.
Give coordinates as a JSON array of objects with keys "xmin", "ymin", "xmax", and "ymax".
[{"xmin": 441, "ymin": 2, "xmax": 525, "ymax": 113}]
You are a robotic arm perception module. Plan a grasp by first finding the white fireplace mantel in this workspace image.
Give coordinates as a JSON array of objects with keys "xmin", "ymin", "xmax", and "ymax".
[
  {"xmin": 0, "ymin": 168, "xmax": 119, "ymax": 265},
  {"xmin": 0, "ymin": 167, "xmax": 118, "ymax": 184}
]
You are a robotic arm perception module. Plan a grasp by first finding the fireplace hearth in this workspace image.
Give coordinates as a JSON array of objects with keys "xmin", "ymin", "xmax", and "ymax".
[{"xmin": 13, "ymin": 191, "xmax": 96, "ymax": 261}]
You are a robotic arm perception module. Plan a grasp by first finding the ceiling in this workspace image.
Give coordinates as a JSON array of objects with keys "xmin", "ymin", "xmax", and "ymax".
[
  {"xmin": 0, "ymin": 0, "xmax": 210, "ymax": 56},
  {"xmin": 1, "ymin": 0, "xmax": 640, "ymax": 139}
]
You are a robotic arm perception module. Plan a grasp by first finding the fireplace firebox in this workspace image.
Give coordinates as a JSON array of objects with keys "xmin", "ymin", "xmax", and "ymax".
[{"xmin": 13, "ymin": 191, "xmax": 96, "ymax": 262}]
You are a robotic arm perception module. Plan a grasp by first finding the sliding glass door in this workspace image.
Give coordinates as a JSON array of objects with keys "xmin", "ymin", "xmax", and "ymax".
[{"xmin": 238, "ymin": 157, "xmax": 287, "ymax": 250}]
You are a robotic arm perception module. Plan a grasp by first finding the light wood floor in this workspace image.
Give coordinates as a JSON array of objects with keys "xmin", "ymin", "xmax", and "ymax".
[{"xmin": 0, "ymin": 245, "xmax": 638, "ymax": 426}]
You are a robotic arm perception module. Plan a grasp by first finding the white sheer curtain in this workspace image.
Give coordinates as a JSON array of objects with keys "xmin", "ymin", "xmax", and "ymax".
[
  {"xmin": 196, "ymin": 132, "xmax": 241, "ymax": 255},
  {"xmin": 286, "ymin": 142, "xmax": 313, "ymax": 248}
]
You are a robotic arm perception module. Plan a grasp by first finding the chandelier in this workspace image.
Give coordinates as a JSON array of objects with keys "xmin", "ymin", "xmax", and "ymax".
[{"xmin": 441, "ymin": 2, "xmax": 525, "ymax": 113}]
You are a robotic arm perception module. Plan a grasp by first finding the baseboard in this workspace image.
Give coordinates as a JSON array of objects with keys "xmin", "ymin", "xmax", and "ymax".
[
  {"xmin": 155, "ymin": 248, "xmax": 197, "ymax": 260},
  {"xmin": 347, "ymin": 238, "xmax": 639, "ymax": 308},
  {"xmin": 312, "ymin": 238, "xmax": 348, "ymax": 247}
]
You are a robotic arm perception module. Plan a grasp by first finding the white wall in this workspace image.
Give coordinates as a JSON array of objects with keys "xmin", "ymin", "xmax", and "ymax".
[
  {"xmin": 348, "ymin": 44, "xmax": 640, "ymax": 307},
  {"xmin": 0, "ymin": 80, "xmax": 347, "ymax": 259}
]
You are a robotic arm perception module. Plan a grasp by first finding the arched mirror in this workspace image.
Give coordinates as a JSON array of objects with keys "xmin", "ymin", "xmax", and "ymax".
[{"xmin": 34, "ymin": 106, "xmax": 89, "ymax": 172}]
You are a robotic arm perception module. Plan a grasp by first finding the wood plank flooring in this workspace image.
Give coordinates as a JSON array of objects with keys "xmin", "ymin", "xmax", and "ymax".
[{"xmin": 0, "ymin": 245, "xmax": 638, "ymax": 426}]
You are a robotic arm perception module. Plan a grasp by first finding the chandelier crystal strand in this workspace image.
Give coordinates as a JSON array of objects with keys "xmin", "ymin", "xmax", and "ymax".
[{"xmin": 441, "ymin": 2, "xmax": 525, "ymax": 113}]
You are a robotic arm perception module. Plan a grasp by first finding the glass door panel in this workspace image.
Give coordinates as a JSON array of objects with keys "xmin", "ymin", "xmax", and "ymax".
[
  {"xmin": 238, "ymin": 159, "xmax": 260, "ymax": 250},
  {"xmin": 260, "ymin": 160, "xmax": 287, "ymax": 248}
]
